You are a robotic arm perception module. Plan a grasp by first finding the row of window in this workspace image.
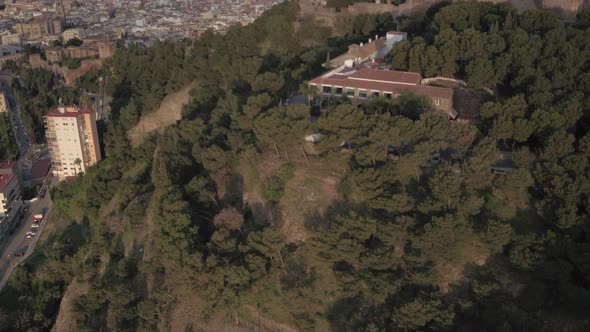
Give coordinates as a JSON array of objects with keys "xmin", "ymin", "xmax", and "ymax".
[
  {"xmin": 316, "ymin": 85, "xmax": 442, "ymax": 105},
  {"xmin": 319, "ymin": 85, "xmax": 397, "ymax": 100}
]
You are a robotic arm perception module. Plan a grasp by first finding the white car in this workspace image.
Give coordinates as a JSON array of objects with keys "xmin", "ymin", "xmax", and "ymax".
[{"xmin": 31, "ymin": 223, "xmax": 39, "ymax": 228}]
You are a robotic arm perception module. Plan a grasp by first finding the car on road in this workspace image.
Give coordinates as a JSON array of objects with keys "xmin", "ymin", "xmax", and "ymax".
[
  {"xmin": 31, "ymin": 222, "xmax": 39, "ymax": 228},
  {"xmin": 14, "ymin": 252, "xmax": 25, "ymax": 257},
  {"xmin": 39, "ymin": 189, "xmax": 47, "ymax": 199},
  {"xmin": 33, "ymin": 213, "xmax": 43, "ymax": 221},
  {"xmin": 25, "ymin": 231, "xmax": 35, "ymax": 239}
]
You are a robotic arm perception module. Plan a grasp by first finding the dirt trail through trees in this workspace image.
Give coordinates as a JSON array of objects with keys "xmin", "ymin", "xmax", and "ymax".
[
  {"xmin": 127, "ymin": 85, "xmax": 194, "ymax": 147},
  {"xmin": 51, "ymin": 279, "xmax": 90, "ymax": 332}
]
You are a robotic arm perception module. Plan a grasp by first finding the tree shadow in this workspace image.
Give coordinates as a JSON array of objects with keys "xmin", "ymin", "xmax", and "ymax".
[
  {"xmin": 248, "ymin": 201, "xmax": 283, "ymax": 228},
  {"xmin": 224, "ymin": 172, "xmax": 244, "ymax": 209},
  {"xmin": 303, "ymin": 200, "xmax": 363, "ymax": 232}
]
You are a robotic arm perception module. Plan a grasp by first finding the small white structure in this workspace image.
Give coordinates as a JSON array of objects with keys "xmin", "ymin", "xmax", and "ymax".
[
  {"xmin": 305, "ymin": 133, "xmax": 324, "ymax": 143},
  {"xmin": 377, "ymin": 31, "xmax": 408, "ymax": 58}
]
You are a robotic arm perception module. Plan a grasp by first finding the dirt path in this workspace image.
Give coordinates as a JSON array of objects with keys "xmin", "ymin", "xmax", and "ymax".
[
  {"xmin": 244, "ymin": 305, "xmax": 299, "ymax": 332},
  {"xmin": 127, "ymin": 84, "xmax": 194, "ymax": 147},
  {"xmin": 51, "ymin": 279, "xmax": 90, "ymax": 332}
]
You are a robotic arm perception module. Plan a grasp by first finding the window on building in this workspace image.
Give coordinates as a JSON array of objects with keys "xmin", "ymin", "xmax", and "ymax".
[
  {"xmin": 322, "ymin": 86, "xmax": 332, "ymax": 94},
  {"xmin": 372, "ymin": 91, "xmax": 380, "ymax": 97},
  {"xmin": 384, "ymin": 93, "xmax": 392, "ymax": 99},
  {"xmin": 435, "ymin": 99, "xmax": 441, "ymax": 106},
  {"xmin": 335, "ymin": 87, "xmax": 343, "ymax": 95},
  {"xmin": 346, "ymin": 88, "xmax": 355, "ymax": 97},
  {"xmin": 358, "ymin": 90, "xmax": 367, "ymax": 98}
]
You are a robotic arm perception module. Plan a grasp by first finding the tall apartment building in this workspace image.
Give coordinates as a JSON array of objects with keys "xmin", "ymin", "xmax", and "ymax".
[
  {"xmin": 0, "ymin": 170, "xmax": 22, "ymax": 236},
  {"xmin": 0, "ymin": 92, "xmax": 8, "ymax": 114},
  {"xmin": 0, "ymin": 175, "xmax": 21, "ymax": 212},
  {"xmin": 44, "ymin": 105, "xmax": 101, "ymax": 180}
]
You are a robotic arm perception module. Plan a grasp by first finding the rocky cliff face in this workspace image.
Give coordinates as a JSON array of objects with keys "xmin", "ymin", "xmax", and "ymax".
[
  {"xmin": 541, "ymin": 0, "xmax": 587, "ymax": 19},
  {"xmin": 314, "ymin": 0, "xmax": 589, "ymax": 21}
]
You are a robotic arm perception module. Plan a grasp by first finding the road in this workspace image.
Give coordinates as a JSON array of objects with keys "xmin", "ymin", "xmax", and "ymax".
[
  {"xmin": 1, "ymin": 81, "xmax": 30, "ymax": 157},
  {"xmin": 0, "ymin": 71, "xmax": 51, "ymax": 290},
  {"xmin": 0, "ymin": 189, "xmax": 52, "ymax": 289}
]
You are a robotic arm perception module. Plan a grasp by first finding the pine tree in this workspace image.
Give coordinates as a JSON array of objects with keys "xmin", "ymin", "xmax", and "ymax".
[{"xmin": 503, "ymin": 11, "xmax": 513, "ymax": 31}]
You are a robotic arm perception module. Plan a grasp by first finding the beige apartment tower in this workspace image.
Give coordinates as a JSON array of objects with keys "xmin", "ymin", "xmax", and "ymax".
[
  {"xmin": 44, "ymin": 105, "xmax": 101, "ymax": 180},
  {"xmin": 0, "ymin": 92, "xmax": 8, "ymax": 114}
]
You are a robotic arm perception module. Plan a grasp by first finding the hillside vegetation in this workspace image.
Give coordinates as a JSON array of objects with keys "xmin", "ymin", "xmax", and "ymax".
[{"xmin": 1, "ymin": 2, "xmax": 590, "ymax": 331}]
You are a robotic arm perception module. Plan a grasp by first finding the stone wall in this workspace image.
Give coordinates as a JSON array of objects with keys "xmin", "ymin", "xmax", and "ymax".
[
  {"xmin": 346, "ymin": 0, "xmax": 441, "ymax": 16},
  {"xmin": 29, "ymin": 54, "xmax": 103, "ymax": 85},
  {"xmin": 541, "ymin": 0, "xmax": 587, "ymax": 20},
  {"xmin": 338, "ymin": 0, "xmax": 587, "ymax": 20}
]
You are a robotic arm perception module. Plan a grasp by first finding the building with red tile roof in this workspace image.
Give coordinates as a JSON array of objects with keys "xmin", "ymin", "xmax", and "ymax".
[
  {"xmin": 31, "ymin": 159, "xmax": 51, "ymax": 181},
  {"xmin": 44, "ymin": 105, "xmax": 101, "ymax": 181},
  {"xmin": 327, "ymin": 31, "xmax": 408, "ymax": 68},
  {"xmin": 309, "ymin": 65, "xmax": 454, "ymax": 114}
]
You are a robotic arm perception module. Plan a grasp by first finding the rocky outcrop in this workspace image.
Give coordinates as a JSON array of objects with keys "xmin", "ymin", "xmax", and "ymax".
[
  {"xmin": 28, "ymin": 54, "xmax": 103, "ymax": 86},
  {"xmin": 541, "ymin": 0, "xmax": 587, "ymax": 20},
  {"xmin": 127, "ymin": 84, "xmax": 194, "ymax": 147},
  {"xmin": 320, "ymin": 0, "xmax": 588, "ymax": 20}
]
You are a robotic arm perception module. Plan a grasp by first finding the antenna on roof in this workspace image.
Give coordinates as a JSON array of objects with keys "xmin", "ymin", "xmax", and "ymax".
[{"xmin": 58, "ymin": 98, "xmax": 65, "ymax": 113}]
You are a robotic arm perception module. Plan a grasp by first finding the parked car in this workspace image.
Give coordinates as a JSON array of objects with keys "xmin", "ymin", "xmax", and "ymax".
[
  {"xmin": 31, "ymin": 222, "xmax": 39, "ymax": 228},
  {"xmin": 14, "ymin": 252, "xmax": 25, "ymax": 257},
  {"xmin": 39, "ymin": 189, "xmax": 46, "ymax": 199}
]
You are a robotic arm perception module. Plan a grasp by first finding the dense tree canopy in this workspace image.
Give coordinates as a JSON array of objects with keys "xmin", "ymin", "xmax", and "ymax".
[{"xmin": 2, "ymin": 2, "xmax": 590, "ymax": 331}]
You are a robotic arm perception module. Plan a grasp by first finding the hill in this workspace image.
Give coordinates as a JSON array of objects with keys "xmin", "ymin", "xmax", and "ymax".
[
  {"xmin": 301, "ymin": 0, "xmax": 589, "ymax": 26},
  {"xmin": 127, "ymin": 84, "xmax": 194, "ymax": 148},
  {"xmin": 1, "ymin": 1, "xmax": 590, "ymax": 331}
]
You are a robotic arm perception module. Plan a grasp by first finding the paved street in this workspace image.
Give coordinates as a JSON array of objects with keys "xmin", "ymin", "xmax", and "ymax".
[
  {"xmin": 0, "ymin": 72, "xmax": 52, "ymax": 290},
  {"xmin": 0, "ymin": 190, "xmax": 52, "ymax": 289},
  {"xmin": 1, "ymin": 80, "xmax": 30, "ymax": 157}
]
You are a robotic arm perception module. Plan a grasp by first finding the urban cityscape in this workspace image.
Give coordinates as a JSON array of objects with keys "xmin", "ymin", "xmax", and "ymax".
[{"xmin": 2, "ymin": 0, "xmax": 283, "ymax": 43}]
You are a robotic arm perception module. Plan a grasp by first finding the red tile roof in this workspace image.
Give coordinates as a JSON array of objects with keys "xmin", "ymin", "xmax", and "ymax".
[
  {"xmin": 31, "ymin": 159, "xmax": 51, "ymax": 180},
  {"xmin": 310, "ymin": 71, "xmax": 452, "ymax": 100},
  {"xmin": 0, "ymin": 173, "xmax": 16, "ymax": 193},
  {"xmin": 348, "ymin": 68, "xmax": 422, "ymax": 85},
  {"xmin": 0, "ymin": 161, "xmax": 16, "ymax": 170},
  {"xmin": 334, "ymin": 39, "xmax": 386, "ymax": 62},
  {"xmin": 44, "ymin": 105, "xmax": 92, "ymax": 118}
]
